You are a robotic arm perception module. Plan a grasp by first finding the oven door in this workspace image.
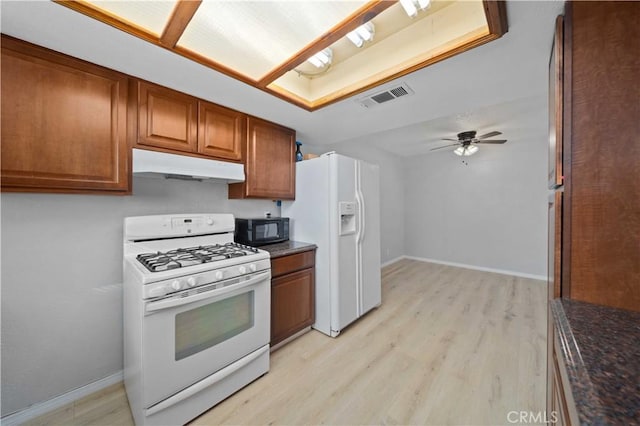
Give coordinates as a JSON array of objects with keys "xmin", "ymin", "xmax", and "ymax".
[{"xmin": 142, "ymin": 271, "xmax": 270, "ymax": 407}]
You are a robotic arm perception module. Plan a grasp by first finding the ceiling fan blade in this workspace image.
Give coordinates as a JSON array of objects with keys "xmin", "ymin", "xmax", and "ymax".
[
  {"xmin": 441, "ymin": 138, "xmax": 459, "ymax": 142},
  {"xmin": 476, "ymin": 139, "xmax": 507, "ymax": 144},
  {"xmin": 477, "ymin": 131, "xmax": 502, "ymax": 139},
  {"xmin": 430, "ymin": 143, "xmax": 459, "ymax": 151}
]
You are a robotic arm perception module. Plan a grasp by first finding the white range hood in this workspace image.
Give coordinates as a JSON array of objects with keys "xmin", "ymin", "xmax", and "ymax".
[{"xmin": 132, "ymin": 148, "xmax": 245, "ymax": 182}]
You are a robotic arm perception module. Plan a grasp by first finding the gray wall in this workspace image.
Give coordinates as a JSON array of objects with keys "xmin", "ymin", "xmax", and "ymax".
[
  {"xmin": 403, "ymin": 107, "xmax": 548, "ymax": 278},
  {"xmin": 0, "ymin": 178, "xmax": 276, "ymax": 416},
  {"xmin": 304, "ymin": 142, "xmax": 405, "ymax": 265}
]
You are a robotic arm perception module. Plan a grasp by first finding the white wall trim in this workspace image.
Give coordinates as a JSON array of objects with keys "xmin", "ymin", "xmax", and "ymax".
[
  {"xmin": 1, "ymin": 371, "xmax": 124, "ymax": 426},
  {"xmin": 403, "ymin": 256, "xmax": 546, "ymax": 281},
  {"xmin": 381, "ymin": 256, "xmax": 406, "ymax": 268}
]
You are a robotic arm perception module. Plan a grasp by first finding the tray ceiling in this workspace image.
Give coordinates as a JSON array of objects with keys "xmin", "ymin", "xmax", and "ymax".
[{"xmin": 55, "ymin": 0, "xmax": 507, "ymax": 111}]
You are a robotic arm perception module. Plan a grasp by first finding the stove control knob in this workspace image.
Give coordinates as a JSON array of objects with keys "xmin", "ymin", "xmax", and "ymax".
[
  {"xmin": 186, "ymin": 277, "xmax": 197, "ymax": 287},
  {"xmin": 171, "ymin": 280, "xmax": 183, "ymax": 291},
  {"xmin": 238, "ymin": 265, "xmax": 247, "ymax": 274},
  {"xmin": 206, "ymin": 218, "xmax": 214, "ymax": 226},
  {"xmin": 215, "ymin": 271, "xmax": 224, "ymax": 280},
  {"xmin": 249, "ymin": 263, "xmax": 257, "ymax": 272}
]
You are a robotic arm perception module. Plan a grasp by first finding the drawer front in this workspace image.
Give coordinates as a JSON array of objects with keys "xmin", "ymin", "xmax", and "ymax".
[{"xmin": 271, "ymin": 250, "xmax": 315, "ymax": 278}]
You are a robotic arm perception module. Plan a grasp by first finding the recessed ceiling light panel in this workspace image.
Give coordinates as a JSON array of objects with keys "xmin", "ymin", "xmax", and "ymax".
[
  {"xmin": 177, "ymin": 1, "xmax": 366, "ymax": 79},
  {"xmin": 85, "ymin": 0, "xmax": 177, "ymax": 35}
]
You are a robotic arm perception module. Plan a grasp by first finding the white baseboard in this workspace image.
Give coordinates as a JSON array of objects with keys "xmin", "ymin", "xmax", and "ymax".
[
  {"xmin": 381, "ymin": 256, "xmax": 406, "ymax": 268},
  {"xmin": 1, "ymin": 371, "xmax": 124, "ymax": 426},
  {"xmin": 403, "ymin": 256, "xmax": 546, "ymax": 281}
]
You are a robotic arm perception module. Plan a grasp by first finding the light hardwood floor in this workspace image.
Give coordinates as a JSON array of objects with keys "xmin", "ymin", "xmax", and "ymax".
[{"xmin": 26, "ymin": 259, "xmax": 547, "ymax": 426}]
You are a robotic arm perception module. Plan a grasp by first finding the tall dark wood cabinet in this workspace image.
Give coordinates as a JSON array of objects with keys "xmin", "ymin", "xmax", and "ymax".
[
  {"xmin": 550, "ymin": 3, "xmax": 640, "ymax": 419},
  {"xmin": 551, "ymin": 1, "xmax": 640, "ymax": 313}
]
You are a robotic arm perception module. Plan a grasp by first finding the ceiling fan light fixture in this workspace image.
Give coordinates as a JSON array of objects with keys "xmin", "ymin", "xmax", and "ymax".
[{"xmin": 454, "ymin": 145, "xmax": 479, "ymax": 156}]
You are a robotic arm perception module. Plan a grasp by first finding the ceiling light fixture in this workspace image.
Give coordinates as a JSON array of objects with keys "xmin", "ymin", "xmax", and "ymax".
[
  {"xmin": 454, "ymin": 145, "xmax": 479, "ymax": 156},
  {"xmin": 399, "ymin": 0, "xmax": 431, "ymax": 18},
  {"xmin": 307, "ymin": 48, "xmax": 333, "ymax": 68},
  {"xmin": 346, "ymin": 22, "xmax": 375, "ymax": 48}
]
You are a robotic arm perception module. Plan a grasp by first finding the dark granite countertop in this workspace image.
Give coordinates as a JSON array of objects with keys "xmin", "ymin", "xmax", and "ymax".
[
  {"xmin": 259, "ymin": 240, "xmax": 316, "ymax": 259},
  {"xmin": 550, "ymin": 299, "xmax": 640, "ymax": 425}
]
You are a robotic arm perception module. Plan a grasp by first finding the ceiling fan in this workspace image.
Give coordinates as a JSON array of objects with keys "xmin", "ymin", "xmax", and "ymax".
[{"xmin": 430, "ymin": 130, "xmax": 507, "ymax": 156}]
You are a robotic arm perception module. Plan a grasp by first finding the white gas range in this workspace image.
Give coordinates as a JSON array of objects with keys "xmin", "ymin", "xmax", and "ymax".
[{"xmin": 123, "ymin": 213, "xmax": 271, "ymax": 426}]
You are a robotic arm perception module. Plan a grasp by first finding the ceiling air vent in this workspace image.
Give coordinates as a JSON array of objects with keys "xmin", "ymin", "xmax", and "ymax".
[{"xmin": 356, "ymin": 82, "xmax": 415, "ymax": 108}]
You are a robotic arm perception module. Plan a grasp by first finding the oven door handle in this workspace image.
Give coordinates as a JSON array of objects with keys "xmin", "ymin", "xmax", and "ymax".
[{"xmin": 145, "ymin": 271, "xmax": 270, "ymax": 313}]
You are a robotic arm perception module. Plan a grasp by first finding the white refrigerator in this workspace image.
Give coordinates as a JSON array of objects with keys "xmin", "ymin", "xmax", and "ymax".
[{"xmin": 282, "ymin": 153, "xmax": 381, "ymax": 337}]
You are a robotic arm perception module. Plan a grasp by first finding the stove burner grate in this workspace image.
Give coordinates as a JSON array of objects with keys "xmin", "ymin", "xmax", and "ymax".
[{"xmin": 136, "ymin": 242, "xmax": 259, "ymax": 272}]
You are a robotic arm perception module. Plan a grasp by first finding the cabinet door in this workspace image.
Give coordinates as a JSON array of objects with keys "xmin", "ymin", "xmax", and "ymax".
[
  {"xmin": 198, "ymin": 101, "xmax": 243, "ymax": 161},
  {"xmin": 137, "ymin": 81, "xmax": 197, "ymax": 153},
  {"xmin": 271, "ymin": 268, "xmax": 315, "ymax": 345},
  {"xmin": 1, "ymin": 36, "xmax": 129, "ymax": 193},
  {"xmin": 229, "ymin": 117, "xmax": 295, "ymax": 199},
  {"xmin": 548, "ymin": 15, "xmax": 563, "ymax": 189},
  {"xmin": 548, "ymin": 191, "xmax": 562, "ymax": 299}
]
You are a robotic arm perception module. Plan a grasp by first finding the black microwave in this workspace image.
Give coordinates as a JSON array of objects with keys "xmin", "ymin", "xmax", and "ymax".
[{"xmin": 235, "ymin": 217, "xmax": 289, "ymax": 246}]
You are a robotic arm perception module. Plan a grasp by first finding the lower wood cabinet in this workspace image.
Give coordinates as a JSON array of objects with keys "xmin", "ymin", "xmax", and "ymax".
[
  {"xmin": 270, "ymin": 248, "xmax": 315, "ymax": 347},
  {"xmin": 548, "ymin": 316, "xmax": 579, "ymax": 426},
  {"xmin": 1, "ymin": 35, "xmax": 129, "ymax": 193}
]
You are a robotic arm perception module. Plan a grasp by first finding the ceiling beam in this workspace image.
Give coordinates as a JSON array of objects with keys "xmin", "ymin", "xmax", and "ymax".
[
  {"xmin": 256, "ymin": 0, "xmax": 396, "ymax": 88},
  {"xmin": 160, "ymin": 0, "xmax": 202, "ymax": 48},
  {"xmin": 482, "ymin": 0, "xmax": 508, "ymax": 37}
]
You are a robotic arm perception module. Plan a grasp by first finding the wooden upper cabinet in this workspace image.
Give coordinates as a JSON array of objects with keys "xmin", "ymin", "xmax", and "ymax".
[
  {"xmin": 198, "ymin": 101, "xmax": 243, "ymax": 161},
  {"xmin": 136, "ymin": 81, "xmax": 244, "ymax": 162},
  {"xmin": 1, "ymin": 36, "xmax": 129, "ymax": 193},
  {"xmin": 548, "ymin": 15, "xmax": 563, "ymax": 189},
  {"xmin": 137, "ymin": 81, "xmax": 197, "ymax": 153},
  {"xmin": 229, "ymin": 117, "xmax": 295, "ymax": 199}
]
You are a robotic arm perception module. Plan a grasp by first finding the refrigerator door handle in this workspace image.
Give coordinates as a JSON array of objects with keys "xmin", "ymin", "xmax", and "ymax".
[
  {"xmin": 355, "ymin": 161, "xmax": 365, "ymax": 245},
  {"xmin": 355, "ymin": 161, "xmax": 366, "ymax": 316},
  {"xmin": 356, "ymin": 189, "xmax": 365, "ymax": 244}
]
